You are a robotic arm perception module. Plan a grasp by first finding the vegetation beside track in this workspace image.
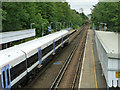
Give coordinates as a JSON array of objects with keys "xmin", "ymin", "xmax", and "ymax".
[
  {"xmin": 91, "ymin": 2, "xmax": 119, "ymax": 32},
  {"xmin": 2, "ymin": 2, "xmax": 88, "ymax": 36}
]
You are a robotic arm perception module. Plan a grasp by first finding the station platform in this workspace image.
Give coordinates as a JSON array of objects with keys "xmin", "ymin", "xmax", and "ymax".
[{"xmin": 78, "ymin": 29, "xmax": 107, "ymax": 88}]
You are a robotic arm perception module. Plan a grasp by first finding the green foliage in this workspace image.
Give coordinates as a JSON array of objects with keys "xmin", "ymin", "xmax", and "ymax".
[
  {"xmin": 91, "ymin": 2, "xmax": 120, "ymax": 32},
  {"xmin": 2, "ymin": 2, "xmax": 88, "ymax": 36}
]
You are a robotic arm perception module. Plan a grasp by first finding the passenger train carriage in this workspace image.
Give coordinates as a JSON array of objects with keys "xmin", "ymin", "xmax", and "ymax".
[{"xmin": 0, "ymin": 30, "xmax": 69, "ymax": 89}]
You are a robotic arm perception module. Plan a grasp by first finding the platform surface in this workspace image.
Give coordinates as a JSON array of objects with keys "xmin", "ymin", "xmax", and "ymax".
[{"xmin": 78, "ymin": 29, "xmax": 107, "ymax": 88}]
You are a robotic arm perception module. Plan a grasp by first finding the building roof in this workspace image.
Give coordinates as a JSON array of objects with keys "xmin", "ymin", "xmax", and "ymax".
[
  {"xmin": 95, "ymin": 31, "xmax": 119, "ymax": 58},
  {"xmin": 0, "ymin": 29, "xmax": 36, "ymax": 44}
]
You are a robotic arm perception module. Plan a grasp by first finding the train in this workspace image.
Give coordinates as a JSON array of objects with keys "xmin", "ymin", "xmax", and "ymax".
[{"xmin": 0, "ymin": 30, "xmax": 69, "ymax": 89}]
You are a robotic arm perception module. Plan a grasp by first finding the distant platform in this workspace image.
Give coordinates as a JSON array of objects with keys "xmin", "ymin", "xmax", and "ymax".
[
  {"xmin": 0, "ymin": 29, "xmax": 36, "ymax": 44},
  {"xmin": 79, "ymin": 30, "xmax": 120, "ymax": 88},
  {"xmin": 78, "ymin": 29, "xmax": 106, "ymax": 88}
]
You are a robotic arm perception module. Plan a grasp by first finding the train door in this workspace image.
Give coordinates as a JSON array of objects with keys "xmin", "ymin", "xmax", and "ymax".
[
  {"xmin": 53, "ymin": 40, "xmax": 55, "ymax": 54},
  {"xmin": 61, "ymin": 37, "xmax": 63, "ymax": 44},
  {"xmin": 1, "ymin": 65, "xmax": 11, "ymax": 89},
  {"xmin": 38, "ymin": 48, "xmax": 42, "ymax": 65},
  {"xmin": 61, "ymin": 37, "xmax": 64, "ymax": 47},
  {"xmin": 67, "ymin": 34, "xmax": 69, "ymax": 39}
]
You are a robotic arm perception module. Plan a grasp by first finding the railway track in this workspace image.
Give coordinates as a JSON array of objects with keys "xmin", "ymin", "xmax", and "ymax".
[
  {"xmin": 50, "ymin": 25, "xmax": 88, "ymax": 89},
  {"xmin": 24, "ymin": 25, "xmax": 88, "ymax": 88}
]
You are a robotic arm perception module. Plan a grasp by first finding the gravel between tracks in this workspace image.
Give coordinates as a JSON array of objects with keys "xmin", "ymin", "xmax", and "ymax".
[{"xmin": 58, "ymin": 26, "xmax": 88, "ymax": 88}]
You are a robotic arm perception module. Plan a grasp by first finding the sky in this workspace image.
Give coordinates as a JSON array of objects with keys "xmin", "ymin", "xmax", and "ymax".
[{"xmin": 66, "ymin": 0, "xmax": 99, "ymax": 15}]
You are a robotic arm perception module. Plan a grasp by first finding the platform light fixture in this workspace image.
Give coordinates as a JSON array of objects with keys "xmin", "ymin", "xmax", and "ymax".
[{"xmin": 30, "ymin": 23, "xmax": 35, "ymax": 29}]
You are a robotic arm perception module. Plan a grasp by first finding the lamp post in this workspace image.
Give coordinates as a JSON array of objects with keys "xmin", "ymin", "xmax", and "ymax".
[
  {"xmin": 63, "ymin": 22, "xmax": 66, "ymax": 28},
  {"xmin": 59, "ymin": 23, "xmax": 62, "ymax": 30},
  {"xmin": 56, "ymin": 22, "xmax": 62, "ymax": 31},
  {"xmin": 42, "ymin": 23, "xmax": 46, "ymax": 37},
  {"xmin": 56, "ymin": 22, "xmax": 59, "ymax": 32},
  {"xmin": 50, "ymin": 22, "xmax": 53, "ymax": 33},
  {"xmin": 57, "ymin": 22, "xmax": 61, "ymax": 30},
  {"xmin": 30, "ymin": 23, "xmax": 35, "ymax": 29},
  {"xmin": 67, "ymin": 22, "xmax": 70, "ymax": 28},
  {"xmin": 50, "ymin": 22, "xmax": 53, "ymax": 29}
]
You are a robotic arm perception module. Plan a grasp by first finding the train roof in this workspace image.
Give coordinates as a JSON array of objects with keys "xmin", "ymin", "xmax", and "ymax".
[
  {"xmin": 0, "ymin": 30, "xmax": 68, "ymax": 69},
  {"xmin": 0, "ymin": 49, "xmax": 25, "ymax": 70},
  {"xmin": 15, "ymin": 30, "xmax": 68, "ymax": 54},
  {"xmin": 95, "ymin": 31, "xmax": 119, "ymax": 58}
]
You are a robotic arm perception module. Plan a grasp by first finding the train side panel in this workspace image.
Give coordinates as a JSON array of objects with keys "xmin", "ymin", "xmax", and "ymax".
[{"xmin": 0, "ymin": 30, "xmax": 69, "ymax": 89}]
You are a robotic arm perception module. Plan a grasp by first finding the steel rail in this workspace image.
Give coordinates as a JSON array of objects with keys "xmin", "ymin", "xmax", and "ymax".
[
  {"xmin": 50, "ymin": 27, "xmax": 86, "ymax": 90},
  {"xmin": 71, "ymin": 35, "xmax": 87, "ymax": 90},
  {"xmin": 71, "ymin": 29, "xmax": 88, "ymax": 90}
]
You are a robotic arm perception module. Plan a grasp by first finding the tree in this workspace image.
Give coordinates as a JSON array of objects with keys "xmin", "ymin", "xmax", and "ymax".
[
  {"xmin": 2, "ymin": 2, "xmax": 88, "ymax": 35},
  {"xmin": 91, "ymin": 2, "xmax": 120, "ymax": 32}
]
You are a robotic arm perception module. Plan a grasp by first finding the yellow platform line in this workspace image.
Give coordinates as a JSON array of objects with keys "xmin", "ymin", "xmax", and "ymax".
[{"xmin": 92, "ymin": 46, "xmax": 98, "ymax": 89}]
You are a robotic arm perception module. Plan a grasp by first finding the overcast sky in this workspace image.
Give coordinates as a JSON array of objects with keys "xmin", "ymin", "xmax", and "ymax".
[{"xmin": 66, "ymin": 0, "xmax": 99, "ymax": 15}]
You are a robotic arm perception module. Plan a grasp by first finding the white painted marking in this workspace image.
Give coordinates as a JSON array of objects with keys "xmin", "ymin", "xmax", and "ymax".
[{"xmin": 78, "ymin": 30, "xmax": 88, "ymax": 88}]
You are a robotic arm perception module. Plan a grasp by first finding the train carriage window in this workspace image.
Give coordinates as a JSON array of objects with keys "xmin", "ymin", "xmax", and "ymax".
[
  {"xmin": 42, "ymin": 44, "xmax": 53, "ymax": 57},
  {"xmin": 3, "ymin": 71, "xmax": 6, "ymax": 88},
  {"xmin": 42, "ymin": 48, "xmax": 47, "ymax": 57},
  {"xmin": 27, "ymin": 53, "xmax": 38, "ymax": 68},
  {"xmin": 7, "ymin": 69, "xmax": 10, "ymax": 85},
  {"xmin": 47, "ymin": 45, "xmax": 52, "ymax": 53},
  {"xmin": 55, "ymin": 40, "xmax": 58, "ymax": 47},
  {"xmin": 55, "ymin": 39, "xmax": 61, "ymax": 47},
  {"xmin": 59, "ymin": 39, "xmax": 61, "ymax": 44},
  {"xmin": 63, "ymin": 36, "xmax": 66, "ymax": 40},
  {"xmin": 63, "ymin": 35, "xmax": 68, "ymax": 40},
  {"xmin": 10, "ymin": 60, "xmax": 26, "ymax": 81}
]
